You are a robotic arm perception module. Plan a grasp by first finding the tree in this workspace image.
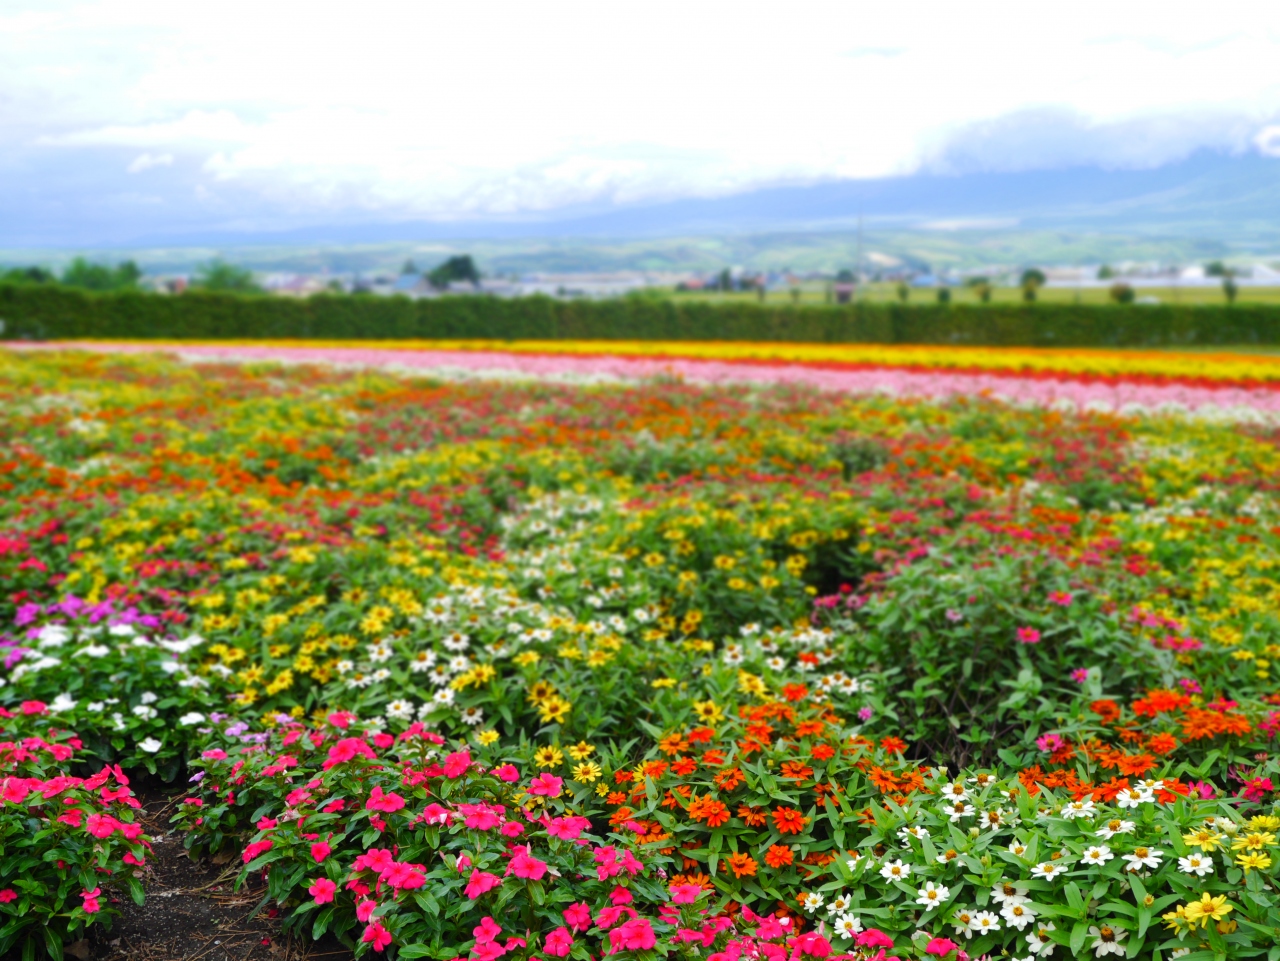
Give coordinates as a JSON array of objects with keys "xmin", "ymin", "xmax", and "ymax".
[
  {"xmin": 936, "ymin": 287, "xmax": 951, "ymax": 304},
  {"xmin": 1, "ymin": 266, "xmax": 54, "ymax": 284},
  {"xmin": 974, "ymin": 282, "xmax": 992, "ymax": 304},
  {"xmin": 192, "ymin": 259, "xmax": 262, "ymax": 293},
  {"xmin": 835, "ymin": 269, "xmax": 855, "ymax": 283},
  {"xmin": 1205, "ymin": 261, "xmax": 1228, "ymax": 278},
  {"xmin": 896, "ymin": 281, "xmax": 909, "ymax": 303},
  {"xmin": 717, "ymin": 268, "xmax": 732, "ymax": 293},
  {"xmin": 1109, "ymin": 282, "xmax": 1135, "ymax": 304},
  {"xmin": 428, "ymin": 255, "xmax": 480, "ymax": 290},
  {"xmin": 1097, "ymin": 265, "xmax": 1116, "ymax": 280},
  {"xmin": 61, "ymin": 258, "xmax": 141, "ymax": 291},
  {"xmin": 1223, "ymin": 276, "xmax": 1238, "ymax": 304},
  {"xmin": 1020, "ymin": 268, "xmax": 1045, "ymax": 303}
]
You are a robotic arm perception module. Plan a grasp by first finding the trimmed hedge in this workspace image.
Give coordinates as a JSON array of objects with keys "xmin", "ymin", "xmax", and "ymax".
[{"xmin": 2, "ymin": 282, "xmax": 1279, "ymax": 346}]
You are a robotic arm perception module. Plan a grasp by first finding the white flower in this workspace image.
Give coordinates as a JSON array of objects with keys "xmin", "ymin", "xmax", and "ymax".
[
  {"xmin": 367, "ymin": 644, "xmax": 393, "ymax": 663},
  {"xmin": 459, "ymin": 706, "xmax": 485, "ymax": 725},
  {"xmin": 137, "ymin": 737, "xmax": 162, "ymax": 753},
  {"xmin": 1088, "ymin": 924, "xmax": 1126, "ymax": 957},
  {"xmin": 942, "ymin": 800, "xmax": 975, "ymax": 822},
  {"xmin": 335, "ymin": 659, "xmax": 354, "ymax": 675},
  {"xmin": 132, "ymin": 705, "xmax": 158, "ymax": 720},
  {"xmin": 1177, "ymin": 853, "xmax": 1214, "ymax": 876},
  {"xmin": 899, "ymin": 825, "xmax": 931, "ymax": 843},
  {"xmin": 1169, "ymin": 949, "xmax": 1190, "ymax": 959},
  {"xmin": 1032, "ymin": 861, "xmax": 1066, "ymax": 880},
  {"xmin": 1025, "ymin": 922, "xmax": 1057, "ymax": 956},
  {"xmin": 75, "ymin": 644, "xmax": 111, "ymax": 658},
  {"xmin": 1121, "ymin": 846, "xmax": 1162, "ymax": 871},
  {"xmin": 86, "ymin": 702, "xmax": 104, "ymax": 713},
  {"xmin": 1061, "ymin": 799, "xmax": 1095, "ymax": 819},
  {"xmin": 970, "ymin": 911, "xmax": 1000, "ymax": 935},
  {"xmin": 1114, "ymin": 787, "xmax": 1152, "ymax": 809},
  {"xmin": 939, "ymin": 782, "xmax": 971, "ymax": 801},
  {"xmin": 49, "ymin": 693, "xmax": 77, "ymax": 714},
  {"xmin": 371, "ymin": 668, "xmax": 391, "ymax": 682},
  {"xmin": 385, "ymin": 700, "xmax": 415, "ymax": 721},
  {"xmin": 801, "ymin": 893, "xmax": 824, "ymax": 912},
  {"xmin": 108, "ymin": 623, "xmax": 136, "ymax": 637},
  {"xmin": 878, "ymin": 859, "xmax": 911, "ymax": 881},
  {"xmin": 845, "ymin": 852, "xmax": 864, "ymax": 872},
  {"xmin": 178, "ymin": 712, "xmax": 206, "ymax": 726},
  {"xmin": 991, "ymin": 881, "xmax": 1030, "ymax": 905},
  {"xmin": 408, "ymin": 650, "xmax": 438, "ymax": 672},
  {"xmin": 951, "ymin": 909, "xmax": 977, "ymax": 939},
  {"xmin": 431, "ymin": 689, "xmax": 455, "ymax": 707},
  {"xmin": 1008, "ymin": 841, "xmax": 1030, "ymax": 858},
  {"xmin": 1001, "ymin": 902, "xmax": 1037, "ymax": 930},
  {"xmin": 826, "ymin": 893, "xmax": 853, "ymax": 915},
  {"xmin": 916, "ymin": 882, "xmax": 950, "ymax": 909},
  {"xmin": 831, "ymin": 915, "xmax": 862, "ymax": 939},
  {"xmin": 1080, "ymin": 844, "xmax": 1113, "ymax": 866},
  {"xmin": 443, "ymin": 632, "xmax": 470, "ymax": 652},
  {"xmin": 1095, "ymin": 819, "xmax": 1135, "ymax": 839}
]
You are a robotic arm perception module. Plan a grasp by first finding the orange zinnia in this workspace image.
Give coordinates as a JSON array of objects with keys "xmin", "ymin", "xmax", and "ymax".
[
  {"xmin": 737, "ymin": 804, "xmax": 768, "ymax": 827},
  {"xmin": 726, "ymin": 853, "xmax": 757, "ymax": 878},
  {"xmin": 772, "ymin": 806, "xmax": 809, "ymax": 835},
  {"xmin": 764, "ymin": 844, "xmax": 794, "ymax": 868}
]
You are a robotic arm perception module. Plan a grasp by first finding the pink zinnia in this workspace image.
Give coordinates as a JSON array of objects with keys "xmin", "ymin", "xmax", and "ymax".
[{"xmin": 1016, "ymin": 626, "xmax": 1041, "ymax": 644}]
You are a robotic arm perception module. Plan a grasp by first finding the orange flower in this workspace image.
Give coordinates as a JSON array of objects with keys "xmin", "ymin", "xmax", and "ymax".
[
  {"xmin": 811, "ymin": 744, "xmax": 836, "ymax": 762},
  {"xmin": 879, "ymin": 736, "xmax": 907, "ymax": 755},
  {"xmin": 794, "ymin": 720, "xmax": 825, "ymax": 738},
  {"xmin": 737, "ymin": 804, "xmax": 768, "ymax": 827},
  {"xmin": 713, "ymin": 767, "xmax": 746, "ymax": 791},
  {"xmin": 607, "ymin": 791, "xmax": 628, "ymax": 805},
  {"xmin": 614, "ymin": 770, "xmax": 635, "ymax": 784},
  {"xmin": 781, "ymin": 684, "xmax": 809, "ymax": 702},
  {"xmin": 764, "ymin": 844, "xmax": 794, "ymax": 868},
  {"xmin": 1117, "ymin": 753, "xmax": 1157, "ymax": 777},
  {"xmin": 609, "ymin": 806, "xmax": 635, "ymax": 826},
  {"xmin": 1090, "ymin": 699, "xmax": 1121, "ymax": 724},
  {"xmin": 659, "ymin": 733, "xmax": 691, "ymax": 756},
  {"xmin": 701, "ymin": 749, "xmax": 727, "ymax": 766},
  {"xmin": 772, "ymin": 807, "xmax": 809, "ymax": 835},
  {"xmin": 688, "ymin": 796, "xmax": 732, "ymax": 828},
  {"xmin": 687, "ymin": 727, "xmax": 715, "ymax": 744},
  {"xmin": 1146, "ymin": 732, "xmax": 1178, "ymax": 755},
  {"xmin": 725, "ymin": 853, "xmax": 757, "ymax": 878},
  {"xmin": 780, "ymin": 761, "xmax": 814, "ymax": 781},
  {"xmin": 671, "ymin": 757, "xmax": 698, "ymax": 777}
]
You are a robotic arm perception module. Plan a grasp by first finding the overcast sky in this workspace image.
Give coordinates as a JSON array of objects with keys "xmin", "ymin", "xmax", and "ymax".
[{"xmin": 3, "ymin": 0, "xmax": 1280, "ymax": 242}]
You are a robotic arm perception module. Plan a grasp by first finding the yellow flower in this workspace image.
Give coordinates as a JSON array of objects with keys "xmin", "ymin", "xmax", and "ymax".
[
  {"xmin": 1248, "ymin": 815, "xmax": 1280, "ymax": 832},
  {"xmin": 537, "ymin": 698, "xmax": 571, "ymax": 724},
  {"xmin": 1235, "ymin": 851, "xmax": 1273, "ymax": 873},
  {"xmin": 1161, "ymin": 904, "xmax": 1188, "ymax": 933},
  {"xmin": 572, "ymin": 761, "xmax": 603, "ymax": 783},
  {"xmin": 692, "ymin": 699, "xmax": 724, "ymax": 724},
  {"xmin": 476, "ymin": 729, "xmax": 499, "ymax": 746},
  {"xmin": 595, "ymin": 782, "xmax": 611, "ymax": 797},
  {"xmin": 568, "ymin": 741, "xmax": 596, "ymax": 761},
  {"xmin": 1230, "ymin": 831, "xmax": 1277, "ymax": 852},
  {"xmin": 1182, "ymin": 828, "xmax": 1225, "ymax": 852},
  {"xmin": 1182, "ymin": 893, "xmax": 1232, "ymax": 928},
  {"xmin": 651, "ymin": 678, "xmax": 677, "ymax": 689},
  {"xmin": 534, "ymin": 745, "xmax": 565, "ymax": 769}
]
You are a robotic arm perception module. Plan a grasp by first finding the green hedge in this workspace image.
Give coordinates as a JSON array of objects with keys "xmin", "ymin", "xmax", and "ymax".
[{"xmin": 2, "ymin": 282, "xmax": 1279, "ymax": 347}]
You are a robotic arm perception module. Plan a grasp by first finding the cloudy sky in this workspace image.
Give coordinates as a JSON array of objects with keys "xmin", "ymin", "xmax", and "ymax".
[{"xmin": 3, "ymin": 0, "xmax": 1280, "ymax": 244}]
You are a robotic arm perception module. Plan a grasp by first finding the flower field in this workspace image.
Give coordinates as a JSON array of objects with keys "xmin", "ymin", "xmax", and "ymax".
[{"xmin": 3, "ymin": 345, "xmax": 1280, "ymax": 960}]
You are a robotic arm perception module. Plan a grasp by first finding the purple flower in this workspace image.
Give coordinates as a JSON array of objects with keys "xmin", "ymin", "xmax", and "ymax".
[
  {"xmin": 857, "ymin": 706, "xmax": 874, "ymax": 722},
  {"xmin": 1070, "ymin": 668, "xmax": 1090, "ymax": 684}
]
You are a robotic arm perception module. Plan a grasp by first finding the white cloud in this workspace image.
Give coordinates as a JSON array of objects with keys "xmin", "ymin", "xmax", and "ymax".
[
  {"xmin": 126, "ymin": 152, "xmax": 174, "ymax": 173},
  {"xmin": 1257, "ymin": 126, "xmax": 1280, "ymax": 158},
  {"xmin": 3, "ymin": 0, "xmax": 1280, "ymax": 220}
]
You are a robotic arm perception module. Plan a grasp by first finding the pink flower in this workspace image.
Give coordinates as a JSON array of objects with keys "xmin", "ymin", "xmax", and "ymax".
[
  {"xmin": 1035, "ymin": 733, "xmax": 1064, "ymax": 754},
  {"xmin": 474, "ymin": 917, "xmax": 503, "ymax": 944},
  {"xmin": 1016, "ymin": 627, "xmax": 1041, "ymax": 645},
  {"xmin": 1048, "ymin": 591, "xmax": 1073, "ymax": 606},
  {"xmin": 546, "ymin": 815, "xmax": 591, "ymax": 840},
  {"xmin": 356, "ymin": 899, "xmax": 377, "ymax": 922},
  {"xmin": 242, "ymin": 839, "xmax": 273, "ymax": 864},
  {"xmin": 608, "ymin": 918, "xmax": 656, "ymax": 952},
  {"xmin": 610, "ymin": 886, "xmax": 633, "ymax": 906},
  {"xmin": 670, "ymin": 884, "xmax": 703, "ymax": 904},
  {"xmin": 308, "ymin": 878, "xmax": 336, "ymax": 904},
  {"xmin": 465, "ymin": 869, "xmax": 502, "ymax": 899},
  {"xmin": 80, "ymin": 887, "xmax": 101, "ymax": 914},
  {"xmin": 527, "ymin": 773, "xmax": 563, "ymax": 797},
  {"xmin": 421, "ymin": 803, "xmax": 451, "ymax": 825},
  {"xmin": 500, "ymin": 821, "xmax": 524, "ymax": 837},
  {"xmin": 20, "ymin": 701, "xmax": 47, "ymax": 715},
  {"xmin": 365, "ymin": 786, "xmax": 406, "ymax": 813},
  {"xmin": 492, "ymin": 764, "xmax": 520, "ymax": 782},
  {"xmin": 925, "ymin": 937, "xmax": 961, "ymax": 956},
  {"xmin": 472, "ymin": 941, "xmax": 506, "ymax": 961},
  {"xmin": 443, "ymin": 750, "xmax": 472, "ymax": 778},
  {"xmin": 855, "ymin": 930, "xmax": 894, "ymax": 949},
  {"xmin": 543, "ymin": 927, "xmax": 574, "ymax": 957},
  {"xmin": 362, "ymin": 921, "xmax": 393, "ymax": 953},
  {"xmin": 1070, "ymin": 668, "xmax": 1090, "ymax": 684},
  {"xmin": 85, "ymin": 812, "xmax": 121, "ymax": 838},
  {"xmin": 1188, "ymin": 780, "xmax": 1217, "ymax": 799},
  {"xmin": 563, "ymin": 902, "xmax": 592, "ymax": 932},
  {"xmin": 508, "ymin": 851, "xmax": 548, "ymax": 880},
  {"xmin": 791, "ymin": 933, "xmax": 832, "ymax": 958},
  {"xmin": 201, "ymin": 749, "xmax": 228, "ymax": 760},
  {"xmin": 311, "ymin": 841, "xmax": 331, "ymax": 863},
  {"xmin": 0, "ymin": 889, "xmax": 15, "ymax": 903}
]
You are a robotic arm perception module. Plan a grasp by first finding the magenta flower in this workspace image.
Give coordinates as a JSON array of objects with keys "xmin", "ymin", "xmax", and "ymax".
[{"xmin": 1016, "ymin": 626, "xmax": 1041, "ymax": 644}]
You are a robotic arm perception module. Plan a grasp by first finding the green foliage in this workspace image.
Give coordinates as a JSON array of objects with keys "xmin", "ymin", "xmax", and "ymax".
[
  {"xmin": 428, "ymin": 255, "xmax": 479, "ymax": 289},
  {"xmin": 1, "ymin": 266, "xmax": 54, "ymax": 285},
  {"xmin": 9, "ymin": 282, "xmax": 1280, "ymax": 345},
  {"xmin": 1109, "ymin": 283, "xmax": 1135, "ymax": 305},
  {"xmin": 192, "ymin": 259, "xmax": 262, "ymax": 293},
  {"xmin": 60, "ymin": 258, "xmax": 140, "ymax": 292}
]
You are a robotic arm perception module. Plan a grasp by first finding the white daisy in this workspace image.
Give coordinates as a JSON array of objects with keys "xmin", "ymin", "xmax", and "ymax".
[
  {"xmin": 1025, "ymin": 922, "xmax": 1057, "ymax": 956},
  {"xmin": 1088, "ymin": 924, "xmax": 1126, "ymax": 957},
  {"xmin": 1177, "ymin": 853, "xmax": 1214, "ymax": 877},
  {"xmin": 970, "ymin": 911, "xmax": 1000, "ymax": 935},
  {"xmin": 1095, "ymin": 819, "xmax": 1135, "ymax": 839},
  {"xmin": 1001, "ymin": 902, "xmax": 1037, "ymax": 930},
  {"xmin": 1121, "ymin": 846, "xmax": 1162, "ymax": 871},
  {"xmin": 916, "ymin": 882, "xmax": 950, "ymax": 909},
  {"xmin": 1080, "ymin": 844, "xmax": 1113, "ymax": 866},
  {"xmin": 878, "ymin": 859, "xmax": 911, "ymax": 881}
]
